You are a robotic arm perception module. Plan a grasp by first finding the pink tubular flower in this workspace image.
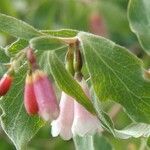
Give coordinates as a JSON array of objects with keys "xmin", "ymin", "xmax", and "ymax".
[
  {"xmin": 24, "ymin": 73, "xmax": 38, "ymax": 115},
  {"xmin": 0, "ymin": 73, "xmax": 13, "ymax": 96},
  {"xmin": 51, "ymin": 92, "xmax": 74, "ymax": 140},
  {"xmin": 32, "ymin": 69, "xmax": 59, "ymax": 121},
  {"xmin": 72, "ymin": 79, "xmax": 100, "ymax": 137}
]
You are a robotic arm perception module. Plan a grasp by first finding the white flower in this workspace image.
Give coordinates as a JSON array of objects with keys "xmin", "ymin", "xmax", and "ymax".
[
  {"xmin": 51, "ymin": 79, "xmax": 101, "ymax": 140},
  {"xmin": 51, "ymin": 92, "xmax": 74, "ymax": 140},
  {"xmin": 72, "ymin": 79, "xmax": 100, "ymax": 136}
]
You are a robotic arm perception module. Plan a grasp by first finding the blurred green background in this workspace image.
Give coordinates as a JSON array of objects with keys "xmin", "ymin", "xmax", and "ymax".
[{"xmin": 0, "ymin": 0, "xmax": 149, "ymax": 149}]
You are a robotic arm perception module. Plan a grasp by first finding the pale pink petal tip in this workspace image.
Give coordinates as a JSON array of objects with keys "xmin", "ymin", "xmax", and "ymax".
[
  {"xmin": 72, "ymin": 114, "xmax": 100, "ymax": 137},
  {"xmin": 39, "ymin": 108, "xmax": 59, "ymax": 121},
  {"xmin": 51, "ymin": 120, "xmax": 73, "ymax": 140},
  {"xmin": 51, "ymin": 121, "xmax": 60, "ymax": 137},
  {"xmin": 51, "ymin": 92, "xmax": 74, "ymax": 140}
]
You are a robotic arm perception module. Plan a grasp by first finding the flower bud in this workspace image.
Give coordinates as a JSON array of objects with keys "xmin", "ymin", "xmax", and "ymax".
[
  {"xmin": 51, "ymin": 92, "xmax": 74, "ymax": 140},
  {"xmin": 32, "ymin": 69, "xmax": 59, "ymax": 121},
  {"xmin": 72, "ymin": 79, "xmax": 100, "ymax": 136},
  {"xmin": 0, "ymin": 74, "xmax": 13, "ymax": 96},
  {"xmin": 65, "ymin": 44, "xmax": 75, "ymax": 76},
  {"xmin": 74, "ymin": 41, "xmax": 82, "ymax": 76},
  {"xmin": 24, "ymin": 73, "xmax": 38, "ymax": 115}
]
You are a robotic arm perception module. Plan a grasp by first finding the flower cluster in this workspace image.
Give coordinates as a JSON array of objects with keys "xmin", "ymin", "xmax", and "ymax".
[
  {"xmin": 51, "ymin": 44, "xmax": 101, "ymax": 140},
  {"xmin": 0, "ymin": 46, "xmax": 101, "ymax": 139},
  {"xmin": 24, "ymin": 48, "xmax": 59, "ymax": 121},
  {"xmin": 51, "ymin": 78, "xmax": 101, "ymax": 140},
  {"xmin": 24, "ymin": 69, "xmax": 60, "ymax": 121}
]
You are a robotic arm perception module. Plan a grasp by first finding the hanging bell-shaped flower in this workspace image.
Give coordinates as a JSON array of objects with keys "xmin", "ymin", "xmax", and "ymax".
[
  {"xmin": 0, "ymin": 73, "xmax": 13, "ymax": 96},
  {"xmin": 24, "ymin": 73, "xmax": 38, "ymax": 115},
  {"xmin": 32, "ymin": 69, "xmax": 59, "ymax": 121},
  {"xmin": 51, "ymin": 92, "xmax": 74, "ymax": 140},
  {"xmin": 72, "ymin": 79, "xmax": 100, "ymax": 137}
]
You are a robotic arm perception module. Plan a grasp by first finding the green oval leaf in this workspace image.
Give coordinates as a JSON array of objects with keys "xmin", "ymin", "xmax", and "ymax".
[
  {"xmin": 0, "ymin": 13, "xmax": 42, "ymax": 40},
  {"xmin": 128, "ymin": 0, "xmax": 150, "ymax": 54},
  {"xmin": 78, "ymin": 32, "xmax": 150, "ymax": 123}
]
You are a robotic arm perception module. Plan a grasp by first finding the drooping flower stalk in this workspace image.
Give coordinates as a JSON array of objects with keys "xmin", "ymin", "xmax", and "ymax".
[
  {"xmin": 0, "ymin": 73, "xmax": 13, "ymax": 96},
  {"xmin": 51, "ymin": 92, "xmax": 74, "ymax": 140},
  {"xmin": 24, "ymin": 72, "xmax": 38, "ymax": 115}
]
